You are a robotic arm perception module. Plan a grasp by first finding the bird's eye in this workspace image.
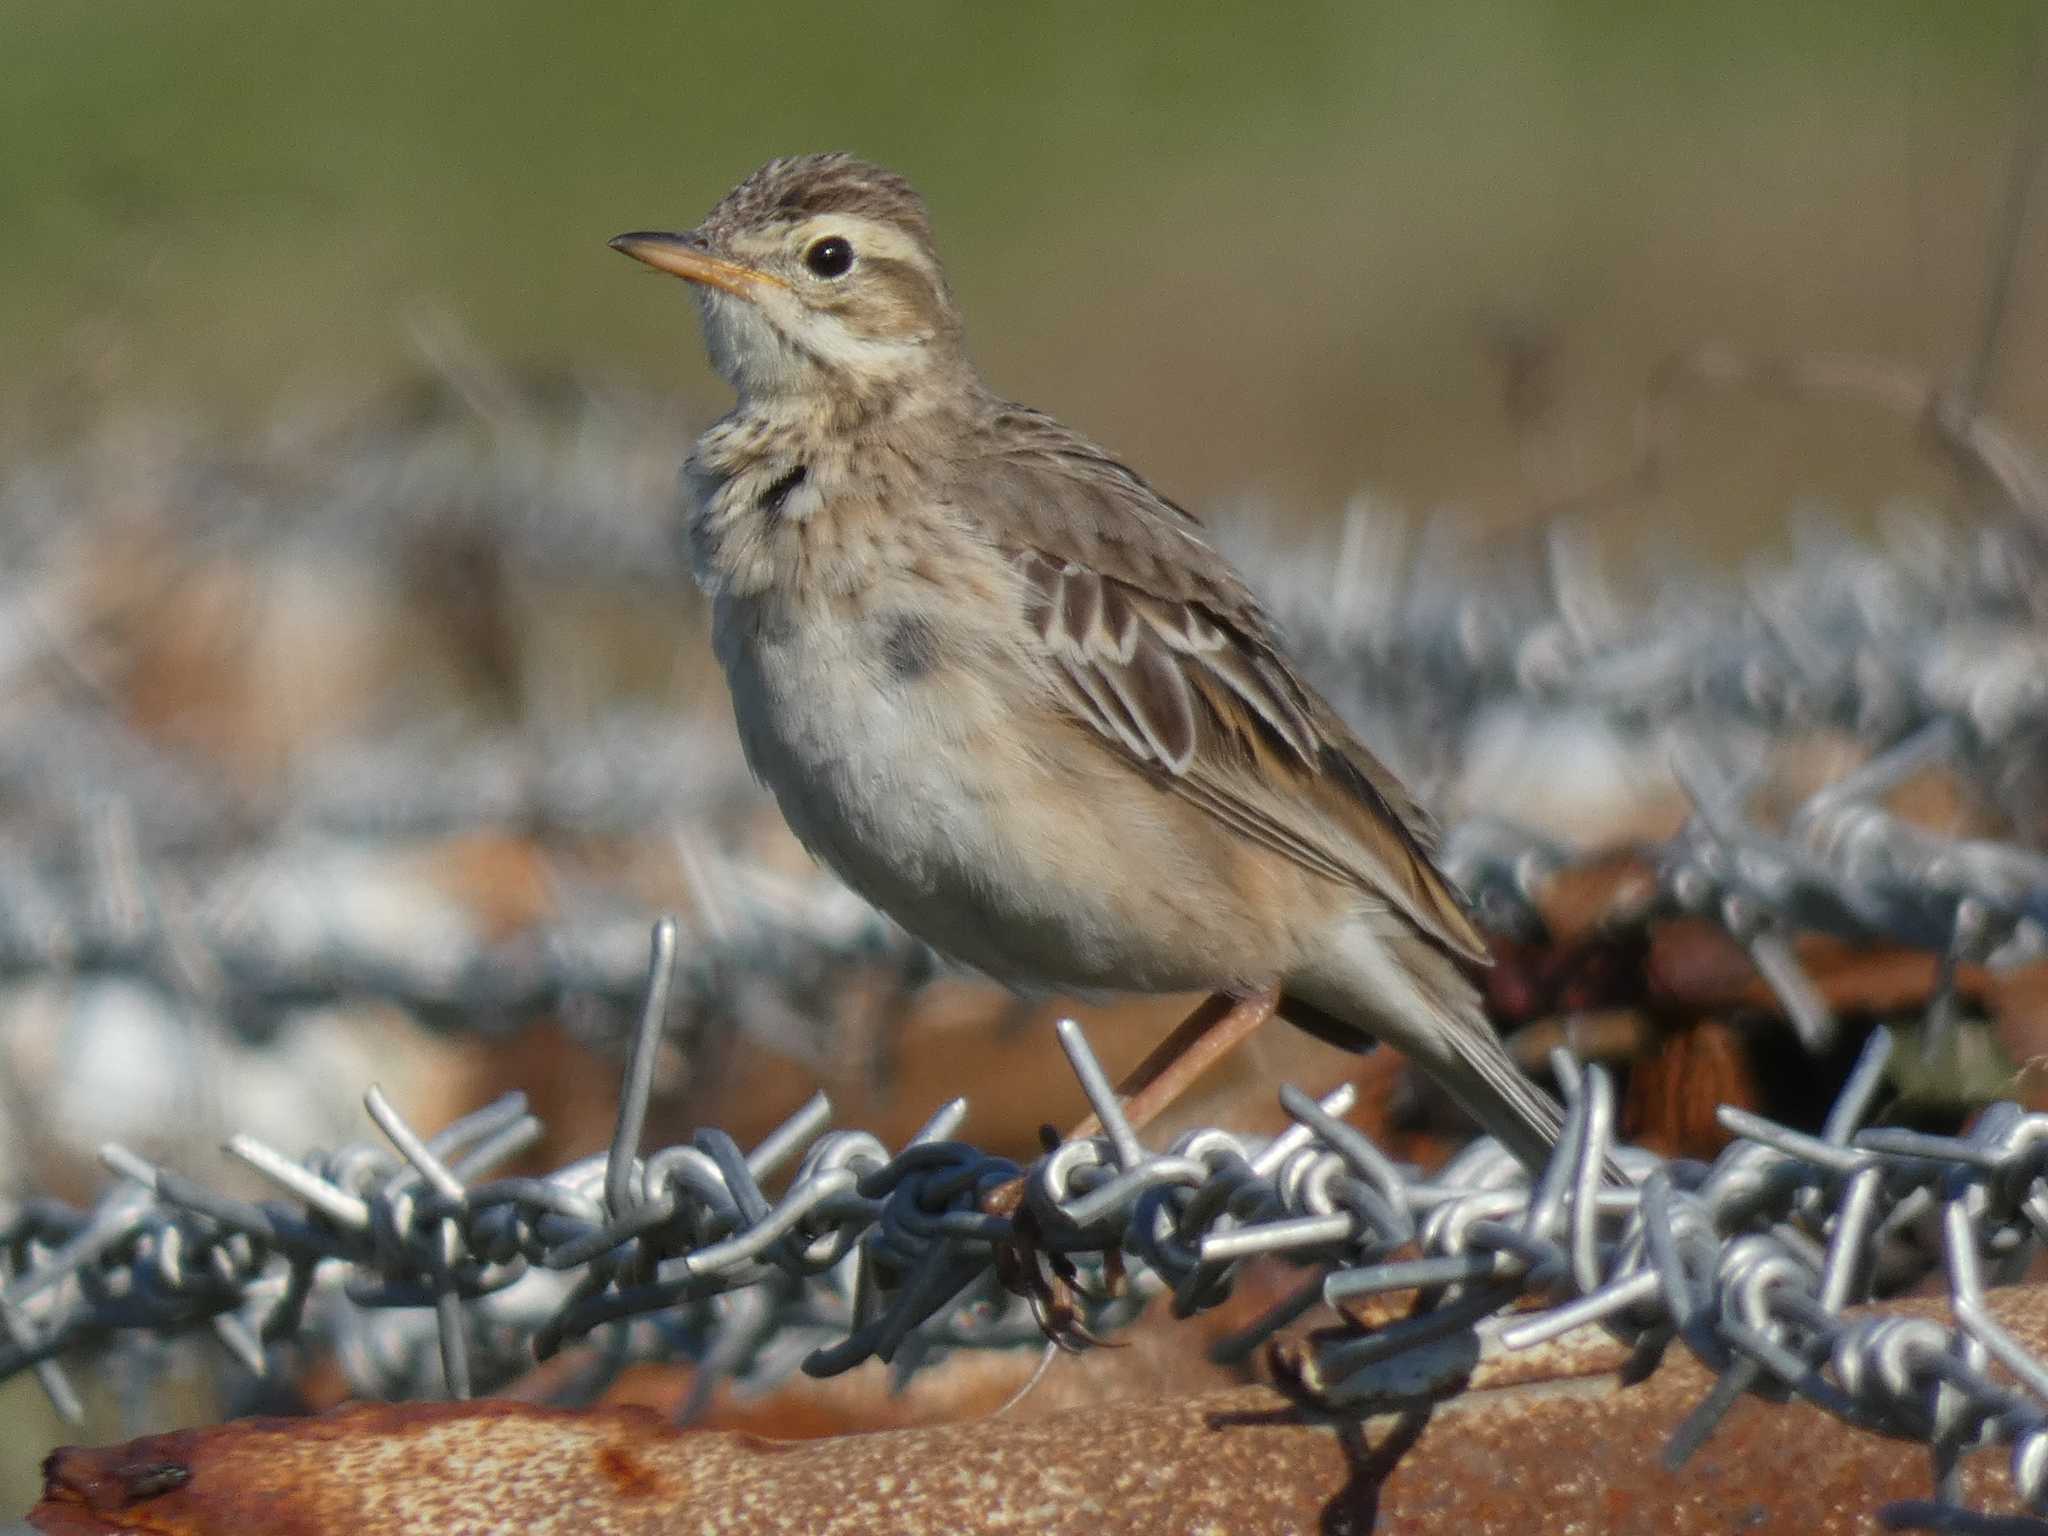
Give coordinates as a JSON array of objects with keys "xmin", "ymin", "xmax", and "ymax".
[{"xmin": 803, "ymin": 235, "xmax": 855, "ymax": 278}]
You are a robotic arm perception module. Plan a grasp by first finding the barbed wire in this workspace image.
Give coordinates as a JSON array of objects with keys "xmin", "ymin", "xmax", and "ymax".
[
  {"xmin": 3, "ymin": 383, "xmax": 2047, "ymax": 855},
  {"xmin": 9, "ymin": 916, "xmax": 2048, "ymax": 1522},
  {"xmin": 0, "ymin": 404, "xmax": 2040, "ymax": 1043},
  {"xmin": 0, "ymin": 696, "xmax": 2031, "ymax": 1102},
  {"xmin": 0, "ymin": 383, "xmax": 2043, "ymax": 1082},
  {"xmin": 3, "ymin": 391, "xmax": 2048, "ymax": 1524}
]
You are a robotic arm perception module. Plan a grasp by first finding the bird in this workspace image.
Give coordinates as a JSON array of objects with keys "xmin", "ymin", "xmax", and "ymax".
[{"xmin": 610, "ymin": 153, "xmax": 1568, "ymax": 1173}]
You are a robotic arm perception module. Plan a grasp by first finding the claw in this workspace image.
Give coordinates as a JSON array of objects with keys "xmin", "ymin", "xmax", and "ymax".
[{"xmin": 986, "ymin": 1195, "xmax": 1126, "ymax": 1352}]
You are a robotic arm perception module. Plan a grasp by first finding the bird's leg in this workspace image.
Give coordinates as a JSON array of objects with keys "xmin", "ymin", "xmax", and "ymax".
[
  {"xmin": 1071, "ymin": 983, "xmax": 1283, "ymax": 1141},
  {"xmin": 980, "ymin": 985, "xmax": 1282, "ymax": 1348}
]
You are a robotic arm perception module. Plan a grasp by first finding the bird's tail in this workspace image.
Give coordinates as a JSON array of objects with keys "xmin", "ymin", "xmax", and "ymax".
[{"xmin": 1287, "ymin": 917, "xmax": 1573, "ymax": 1179}]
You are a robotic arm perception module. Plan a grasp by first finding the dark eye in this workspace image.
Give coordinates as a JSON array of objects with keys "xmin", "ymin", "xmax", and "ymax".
[{"xmin": 803, "ymin": 235, "xmax": 855, "ymax": 278}]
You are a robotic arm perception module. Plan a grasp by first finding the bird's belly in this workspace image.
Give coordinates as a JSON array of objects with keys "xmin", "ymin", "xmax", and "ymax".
[{"xmin": 715, "ymin": 596, "xmax": 1255, "ymax": 994}]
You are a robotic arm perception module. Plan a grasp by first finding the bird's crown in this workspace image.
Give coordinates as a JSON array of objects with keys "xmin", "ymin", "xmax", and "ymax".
[{"xmin": 698, "ymin": 153, "xmax": 935, "ymax": 251}]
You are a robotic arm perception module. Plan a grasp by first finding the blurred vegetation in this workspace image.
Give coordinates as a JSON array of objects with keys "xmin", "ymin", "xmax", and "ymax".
[{"xmin": 5, "ymin": 2, "xmax": 2045, "ymax": 557}]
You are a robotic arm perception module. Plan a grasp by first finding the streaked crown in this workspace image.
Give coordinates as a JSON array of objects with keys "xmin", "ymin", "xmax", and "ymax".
[{"xmin": 696, "ymin": 153, "xmax": 937, "ymax": 253}]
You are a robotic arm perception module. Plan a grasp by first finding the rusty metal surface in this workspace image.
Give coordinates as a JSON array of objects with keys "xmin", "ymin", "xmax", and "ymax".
[{"xmin": 32, "ymin": 1285, "xmax": 2043, "ymax": 1536}]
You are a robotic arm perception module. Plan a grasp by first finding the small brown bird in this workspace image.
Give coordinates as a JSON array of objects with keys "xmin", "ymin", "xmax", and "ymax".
[{"xmin": 612, "ymin": 153, "xmax": 1565, "ymax": 1170}]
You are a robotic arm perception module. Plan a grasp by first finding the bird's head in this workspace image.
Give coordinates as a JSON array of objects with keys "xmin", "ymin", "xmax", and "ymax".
[{"xmin": 611, "ymin": 153, "xmax": 968, "ymax": 409}]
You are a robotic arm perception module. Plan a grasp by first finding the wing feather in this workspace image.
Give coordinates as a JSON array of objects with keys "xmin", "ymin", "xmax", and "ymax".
[{"xmin": 977, "ymin": 407, "xmax": 1488, "ymax": 964}]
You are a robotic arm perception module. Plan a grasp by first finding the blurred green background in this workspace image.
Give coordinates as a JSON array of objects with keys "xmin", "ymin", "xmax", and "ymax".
[{"xmin": 6, "ymin": 1, "xmax": 2045, "ymax": 558}]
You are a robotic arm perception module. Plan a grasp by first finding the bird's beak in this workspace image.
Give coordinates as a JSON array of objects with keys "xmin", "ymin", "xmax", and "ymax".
[{"xmin": 607, "ymin": 230, "xmax": 787, "ymax": 300}]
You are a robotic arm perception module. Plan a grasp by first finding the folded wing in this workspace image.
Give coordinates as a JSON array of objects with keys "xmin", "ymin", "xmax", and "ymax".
[{"xmin": 966, "ymin": 403, "xmax": 1489, "ymax": 965}]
